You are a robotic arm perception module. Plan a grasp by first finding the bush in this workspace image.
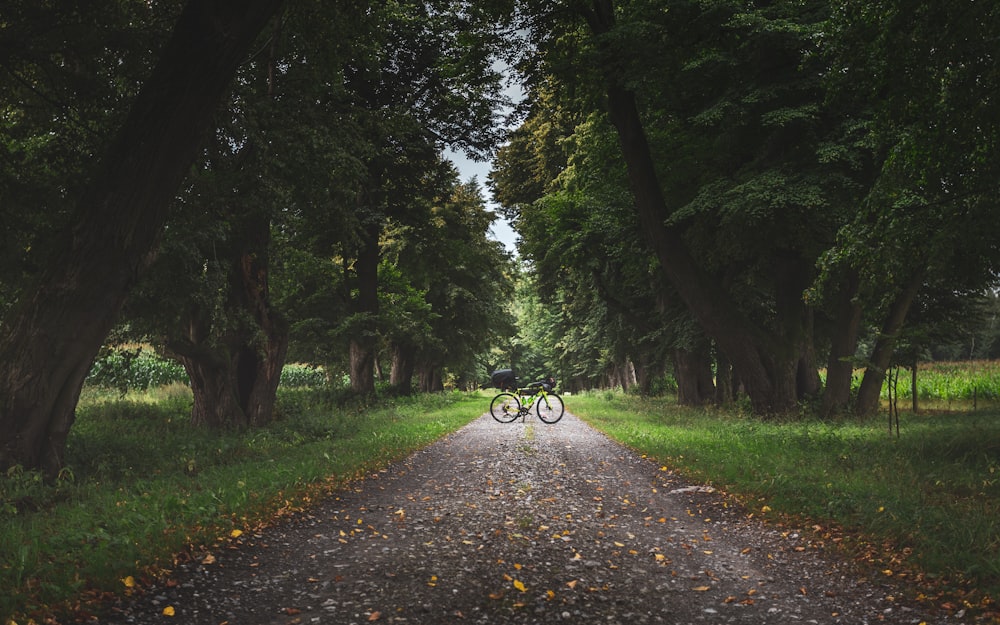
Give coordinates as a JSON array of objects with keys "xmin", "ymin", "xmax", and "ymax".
[
  {"xmin": 86, "ymin": 348, "xmax": 188, "ymax": 394},
  {"xmin": 279, "ymin": 363, "xmax": 327, "ymax": 388}
]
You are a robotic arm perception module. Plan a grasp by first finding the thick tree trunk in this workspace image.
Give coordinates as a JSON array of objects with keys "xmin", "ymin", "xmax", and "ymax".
[
  {"xmin": 821, "ymin": 272, "xmax": 863, "ymax": 417},
  {"xmin": 389, "ymin": 342, "xmax": 416, "ymax": 395},
  {"xmin": 672, "ymin": 346, "xmax": 715, "ymax": 406},
  {"xmin": 349, "ymin": 221, "xmax": 381, "ymax": 396},
  {"xmin": 0, "ymin": 0, "xmax": 283, "ymax": 477},
  {"xmin": 855, "ymin": 274, "xmax": 923, "ymax": 416},
  {"xmin": 170, "ymin": 209, "xmax": 289, "ymax": 428},
  {"xmin": 417, "ymin": 362, "xmax": 443, "ymax": 393}
]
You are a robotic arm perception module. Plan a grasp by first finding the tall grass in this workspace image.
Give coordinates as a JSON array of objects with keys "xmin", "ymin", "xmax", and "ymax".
[
  {"xmin": 884, "ymin": 360, "xmax": 1000, "ymax": 405},
  {"xmin": 571, "ymin": 392, "xmax": 1000, "ymax": 611},
  {"xmin": 0, "ymin": 386, "xmax": 483, "ymax": 622}
]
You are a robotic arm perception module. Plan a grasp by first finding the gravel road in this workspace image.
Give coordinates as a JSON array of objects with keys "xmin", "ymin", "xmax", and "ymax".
[{"xmin": 102, "ymin": 411, "xmax": 969, "ymax": 625}]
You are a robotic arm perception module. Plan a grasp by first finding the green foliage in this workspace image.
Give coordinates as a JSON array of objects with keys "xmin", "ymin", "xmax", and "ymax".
[
  {"xmin": 0, "ymin": 388, "xmax": 483, "ymax": 621},
  {"xmin": 572, "ymin": 393, "xmax": 1000, "ymax": 604},
  {"xmin": 279, "ymin": 363, "xmax": 328, "ymax": 388},
  {"xmin": 86, "ymin": 348, "xmax": 188, "ymax": 394},
  {"xmin": 884, "ymin": 361, "xmax": 1000, "ymax": 404}
]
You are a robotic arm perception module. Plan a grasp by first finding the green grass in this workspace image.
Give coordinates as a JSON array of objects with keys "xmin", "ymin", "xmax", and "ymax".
[
  {"xmin": 0, "ymin": 386, "xmax": 484, "ymax": 623},
  {"xmin": 570, "ymin": 392, "xmax": 1000, "ymax": 611},
  {"xmin": 884, "ymin": 360, "xmax": 1000, "ymax": 405}
]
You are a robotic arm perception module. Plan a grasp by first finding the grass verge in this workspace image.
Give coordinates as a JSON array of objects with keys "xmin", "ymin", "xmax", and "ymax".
[
  {"xmin": 570, "ymin": 392, "xmax": 1000, "ymax": 616},
  {"xmin": 0, "ymin": 386, "xmax": 484, "ymax": 623}
]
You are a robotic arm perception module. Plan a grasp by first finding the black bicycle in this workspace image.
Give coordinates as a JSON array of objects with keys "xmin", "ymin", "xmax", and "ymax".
[{"xmin": 489, "ymin": 372, "xmax": 565, "ymax": 424}]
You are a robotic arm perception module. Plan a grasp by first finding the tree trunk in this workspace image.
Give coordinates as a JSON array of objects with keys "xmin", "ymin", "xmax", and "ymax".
[
  {"xmin": 821, "ymin": 271, "xmax": 863, "ymax": 417},
  {"xmin": 856, "ymin": 273, "xmax": 923, "ymax": 416},
  {"xmin": 390, "ymin": 342, "xmax": 416, "ymax": 395},
  {"xmin": 170, "ymin": 208, "xmax": 288, "ymax": 428},
  {"xmin": 0, "ymin": 0, "xmax": 283, "ymax": 477},
  {"xmin": 349, "ymin": 221, "xmax": 381, "ymax": 396},
  {"xmin": 672, "ymin": 346, "xmax": 715, "ymax": 406},
  {"xmin": 417, "ymin": 362, "xmax": 443, "ymax": 392},
  {"xmin": 715, "ymin": 349, "xmax": 734, "ymax": 405},
  {"xmin": 228, "ymin": 206, "xmax": 288, "ymax": 426}
]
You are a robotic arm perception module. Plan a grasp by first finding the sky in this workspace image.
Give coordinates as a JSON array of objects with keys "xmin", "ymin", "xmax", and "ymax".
[
  {"xmin": 446, "ymin": 148, "xmax": 519, "ymax": 256},
  {"xmin": 444, "ymin": 64, "xmax": 525, "ymax": 257}
]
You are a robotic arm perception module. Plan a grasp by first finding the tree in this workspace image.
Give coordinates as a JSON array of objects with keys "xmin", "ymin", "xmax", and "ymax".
[
  {"xmin": 384, "ymin": 178, "xmax": 517, "ymax": 393},
  {"xmin": 0, "ymin": 0, "xmax": 283, "ymax": 477},
  {"xmin": 824, "ymin": 0, "xmax": 1000, "ymax": 415},
  {"xmin": 332, "ymin": 0, "xmax": 512, "ymax": 394},
  {"xmin": 503, "ymin": 0, "xmax": 856, "ymax": 412}
]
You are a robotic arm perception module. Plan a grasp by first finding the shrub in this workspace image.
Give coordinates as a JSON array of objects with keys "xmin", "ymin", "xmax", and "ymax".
[{"xmin": 86, "ymin": 348, "xmax": 188, "ymax": 394}]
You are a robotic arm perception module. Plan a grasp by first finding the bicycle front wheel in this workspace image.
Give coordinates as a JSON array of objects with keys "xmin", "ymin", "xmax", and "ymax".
[
  {"xmin": 490, "ymin": 392, "xmax": 521, "ymax": 423},
  {"xmin": 536, "ymin": 393, "xmax": 565, "ymax": 423}
]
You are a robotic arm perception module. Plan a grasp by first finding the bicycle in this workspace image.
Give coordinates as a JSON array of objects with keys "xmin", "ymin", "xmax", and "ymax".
[{"xmin": 489, "ymin": 375, "xmax": 565, "ymax": 424}]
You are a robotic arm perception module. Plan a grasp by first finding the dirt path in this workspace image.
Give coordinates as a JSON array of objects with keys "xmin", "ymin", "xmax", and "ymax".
[{"xmin": 104, "ymin": 412, "xmax": 963, "ymax": 624}]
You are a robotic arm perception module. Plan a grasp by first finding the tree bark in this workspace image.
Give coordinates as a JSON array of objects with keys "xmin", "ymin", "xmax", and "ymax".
[
  {"xmin": 389, "ymin": 341, "xmax": 416, "ymax": 395},
  {"xmin": 714, "ymin": 349, "xmax": 734, "ymax": 405},
  {"xmin": 168, "ymin": 208, "xmax": 288, "ymax": 428},
  {"xmin": 349, "ymin": 221, "xmax": 381, "ymax": 396},
  {"xmin": 0, "ymin": 0, "xmax": 283, "ymax": 477},
  {"xmin": 821, "ymin": 271, "xmax": 863, "ymax": 417},
  {"xmin": 672, "ymin": 346, "xmax": 715, "ymax": 406},
  {"xmin": 855, "ymin": 273, "xmax": 923, "ymax": 416},
  {"xmin": 417, "ymin": 362, "xmax": 443, "ymax": 392}
]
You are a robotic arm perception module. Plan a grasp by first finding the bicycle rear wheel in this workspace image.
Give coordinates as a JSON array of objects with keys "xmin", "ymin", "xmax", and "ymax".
[
  {"xmin": 536, "ymin": 393, "xmax": 564, "ymax": 423},
  {"xmin": 490, "ymin": 392, "xmax": 521, "ymax": 423}
]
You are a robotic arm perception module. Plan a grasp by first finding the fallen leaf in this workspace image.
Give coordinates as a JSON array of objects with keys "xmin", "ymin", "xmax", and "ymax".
[
  {"xmin": 368, "ymin": 611, "xmax": 381, "ymax": 621},
  {"xmin": 513, "ymin": 579, "xmax": 527, "ymax": 592},
  {"xmin": 567, "ymin": 580, "xmax": 578, "ymax": 589},
  {"xmin": 122, "ymin": 576, "xmax": 136, "ymax": 588},
  {"xmin": 202, "ymin": 554, "xmax": 216, "ymax": 565},
  {"xmin": 692, "ymin": 586, "xmax": 711, "ymax": 592},
  {"xmin": 163, "ymin": 606, "xmax": 175, "ymax": 617},
  {"xmin": 230, "ymin": 529, "xmax": 243, "ymax": 538}
]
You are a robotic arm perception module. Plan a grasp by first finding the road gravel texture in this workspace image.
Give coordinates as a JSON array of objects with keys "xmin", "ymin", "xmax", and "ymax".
[{"xmin": 104, "ymin": 411, "xmax": 970, "ymax": 625}]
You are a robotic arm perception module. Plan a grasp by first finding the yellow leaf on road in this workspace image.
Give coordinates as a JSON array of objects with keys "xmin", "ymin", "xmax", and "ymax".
[
  {"xmin": 513, "ymin": 579, "xmax": 527, "ymax": 592},
  {"xmin": 122, "ymin": 576, "xmax": 136, "ymax": 588},
  {"xmin": 162, "ymin": 606, "xmax": 175, "ymax": 617},
  {"xmin": 230, "ymin": 529, "xmax": 243, "ymax": 538}
]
